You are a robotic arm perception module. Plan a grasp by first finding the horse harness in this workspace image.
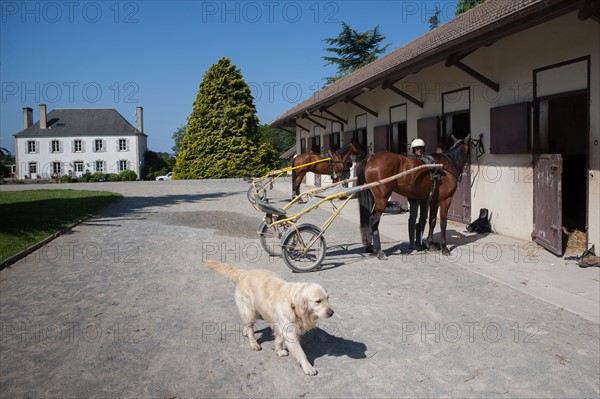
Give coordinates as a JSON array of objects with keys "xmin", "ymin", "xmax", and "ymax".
[
  {"xmin": 328, "ymin": 159, "xmax": 345, "ymax": 180},
  {"xmin": 327, "ymin": 143, "xmax": 352, "ymax": 180},
  {"xmin": 418, "ymin": 154, "xmax": 441, "ymax": 202}
]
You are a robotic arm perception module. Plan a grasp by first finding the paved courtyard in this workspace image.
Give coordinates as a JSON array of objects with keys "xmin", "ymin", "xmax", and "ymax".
[{"xmin": 1, "ymin": 180, "xmax": 599, "ymax": 398}]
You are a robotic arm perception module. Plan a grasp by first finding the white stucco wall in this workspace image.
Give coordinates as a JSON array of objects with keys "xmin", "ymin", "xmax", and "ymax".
[{"xmin": 15, "ymin": 134, "xmax": 144, "ymax": 179}]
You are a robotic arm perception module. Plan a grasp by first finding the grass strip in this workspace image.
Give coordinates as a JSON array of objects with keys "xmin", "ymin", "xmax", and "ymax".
[{"xmin": 0, "ymin": 189, "xmax": 122, "ymax": 264}]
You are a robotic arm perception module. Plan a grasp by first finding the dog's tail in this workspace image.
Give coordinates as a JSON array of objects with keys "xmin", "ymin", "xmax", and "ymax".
[{"xmin": 206, "ymin": 260, "xmax": 242, "ymax": 283}]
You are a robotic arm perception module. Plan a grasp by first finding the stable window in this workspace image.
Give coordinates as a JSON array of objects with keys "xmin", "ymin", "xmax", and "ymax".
[
  {"xmin": 51, "ymin": 140, "xmax": 60, "ymax": 153},
  {"xmin": 354, "ymin": 114, "xmax": 368, "ymax": 148},
  {"xmin": 119, "ymin": 139, "xmax": 128, "ymax": 151},
  {"xmin": 388, "ymin": 104, "xmax": 408, "ymax": 154},
  {"xmin": 73, "ymin": 140, "xmax": 83, "ymax": 152},
  {"xmin": 94, "ymin": 139, "xmax": 104, "ymax": 152},
  {"xmin": 331, "ymin": 132, "xmax": 340, "ymax": 148},
  {"xmin": 53, "ymin": 162, "xmax": 61, "ymax": 174},
  {"xmin": 119, "ymin": 160, "xmax": 128, "ymax": 172},
  {"xmin": 442, "ymin": 87, "xmax": 470, "ymax": 148},
  {"xmin": 74, "ymin": 162, "xmax": 84, "ymax": 173},
  {"xmin": 27, "ymin": 140, "xmax": 37, "ymax": 153},
  {"xmin": 388, "ymin": 122, "xmax": 407, "ymax": 154},
  {"xmin": 28, "ymin": 162, "xmax": 37, "ymax": 174}
]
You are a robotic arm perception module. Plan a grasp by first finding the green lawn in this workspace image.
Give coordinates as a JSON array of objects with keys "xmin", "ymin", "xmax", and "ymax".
[{"xmin": 0, "ymin": 189, "xmax": 122, "ymax": 264}]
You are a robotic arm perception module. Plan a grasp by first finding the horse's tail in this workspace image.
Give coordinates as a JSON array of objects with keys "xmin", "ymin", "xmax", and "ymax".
[{"xmin": 356, "ymin": 159, "xmax": 373, "ymax": 247}]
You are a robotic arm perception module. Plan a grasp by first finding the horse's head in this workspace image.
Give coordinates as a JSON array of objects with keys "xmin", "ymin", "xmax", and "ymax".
[
  {"xmin": 449, "ymin": 134, "xmax": 471, "ymax": 156},
  {"xmin": 442, "ymin": 134, "xmax": 471, "ymax": 176},
  {"xmin": 348, "ymin": 137, "xmax": 366, "ymax": 156}
]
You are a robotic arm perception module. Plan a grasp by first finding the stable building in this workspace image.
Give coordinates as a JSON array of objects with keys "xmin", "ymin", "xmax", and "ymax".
[{"xmin": 270, "ymin": 0, "xmax": 599, "ymax": 255}]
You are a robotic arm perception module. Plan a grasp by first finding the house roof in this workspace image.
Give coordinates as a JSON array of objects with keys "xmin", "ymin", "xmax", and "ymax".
[
  {"xmin": 14, "ymin": 108, "xmax": 144, "ymax": 137},
  {"xmin": 270, "ymin": 0, "xmax": 581, "ymax": 127}
]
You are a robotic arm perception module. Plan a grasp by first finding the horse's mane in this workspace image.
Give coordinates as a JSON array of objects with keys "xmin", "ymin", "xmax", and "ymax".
[
  {"xmin": 435, "ymin": 139, "xmax": 468, "ymax": 177},
  {"xmin": 336, "ymin": 139, "xmax": 359, "ymax": 158}
]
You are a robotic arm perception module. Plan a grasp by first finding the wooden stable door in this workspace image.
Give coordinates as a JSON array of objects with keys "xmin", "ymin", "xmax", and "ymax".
[
  {"xmin": 533, "ymin": 154, "xmax": 563, "ymax": 255},
  {"xmin": 446, "ymin": 162, "xmax": 471, "ymax": 224}
]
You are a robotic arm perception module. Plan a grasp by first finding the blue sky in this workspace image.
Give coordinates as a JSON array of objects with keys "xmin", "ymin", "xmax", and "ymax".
[{"xmin": 1, "ymin": 1, "xmax": 459, "ymax": 154}]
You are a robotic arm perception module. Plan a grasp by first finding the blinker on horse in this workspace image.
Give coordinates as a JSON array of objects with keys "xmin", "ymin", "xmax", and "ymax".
[{"xmin": 357, "ymin": 135, "xmax": 471, "ymax": 258}]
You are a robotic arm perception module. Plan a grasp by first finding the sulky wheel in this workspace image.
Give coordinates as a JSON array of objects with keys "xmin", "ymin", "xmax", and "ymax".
[
  {"xmin": 258, "ymin": 221, "xmax": 286, "ymax": 257},
  {"xmin": 281, "ymin": 224, "xmax": 327, "ymax": 272},
  {"xmin": 247, "ymin": 183, "xmax": 267, "ymax": 204}
]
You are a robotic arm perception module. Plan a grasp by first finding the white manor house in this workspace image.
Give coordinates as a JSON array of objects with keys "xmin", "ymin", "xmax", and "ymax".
[{"xmin": 13, "ymin": 104, "xmax": 147, "ymax": 180}]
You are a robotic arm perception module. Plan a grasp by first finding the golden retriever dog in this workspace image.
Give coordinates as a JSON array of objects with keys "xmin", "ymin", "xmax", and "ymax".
[{"xmin": 206, "ymin": 260, "xmax": 334, "ymax": 376}]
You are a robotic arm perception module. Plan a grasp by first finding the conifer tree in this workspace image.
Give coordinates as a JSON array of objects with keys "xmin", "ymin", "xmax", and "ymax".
[
  {"xmin": 322, "ymin": 22, "xmax": 389, "ymax": 85},
  {"xmin": 174, "ymin": 58, "xmax": 278, "ymax": 179}
]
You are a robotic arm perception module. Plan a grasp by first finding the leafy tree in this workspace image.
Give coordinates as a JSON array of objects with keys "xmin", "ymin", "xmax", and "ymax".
[
  {"xmin": 429, "ymin": 6, "xmax": 441, "ymax": 29},
  {"xmin": 174, "ymin": 57, "xmax": 278, "ymax": 179},
  {"xmin": 171, "ymin": 125, "xmax": 186, "ymax": 155},
  {"xmin": 258, "ymin": 124, "xmax": 296, "ymax": 155},
  {"xmin": 455, "ymin": 0, "xmax": 485, "ymax": 15},
  {"xmin": 0, "ymin": 147, "xmax": 14, "ymax": 179},
  {"xmin": 143, "ymin": 150, "xmax": 173, "ymax": 180},
  {"xmin": 322, "ymin": 22, "xmax": 390, "ymax": 85}
]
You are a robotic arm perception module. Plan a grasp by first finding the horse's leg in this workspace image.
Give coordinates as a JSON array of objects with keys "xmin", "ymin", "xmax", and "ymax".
[
  {"xmin": 416, "ymin": 199, "xmax": 429, "ymax": 250},
  {"xmin": 293, "ymin": 170, "xmax": 306, "ymax": 198},
  {"xmin": 438, "ymin": 198, "xmax": 452, "ymax": 255},
  {"xmin": 425, "ymin": 201, "xmax": 439, "ymax": 250},
  {"xmin": 369, "ymin": 210, "xmax": 387, "ymax": 260},
  {"xmin": 407, "ymin": 198, "xmax": 418, "ymax": 250},
  {"xmin": 370, "ymin": 196, "xmax": 388, "ymax": 260}
]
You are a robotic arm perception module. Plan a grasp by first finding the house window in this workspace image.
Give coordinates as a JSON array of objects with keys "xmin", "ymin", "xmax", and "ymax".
[
  {"xmin": 27, "ymin": 140, "xmax": 36, "ymax": 153},
  {"xmin": 29, "ymin": 162, "xmax": 37, "ymax": 174},
  {"xmin": 94, "ymin": 139, "xmax": 103, "ymax": 152},
  {"xmin": 95, "ymin": 161, "xmax": 104, "ymax": 172},
  {"xmin": 74, "ymin": 140, "xmax": 83, "ymax": 152},
  {"xmin": 119, "ymin": 139, "xmax": 127, "ymax": 151},
  {"xmin": 74, "ymin": 162, "xmax": 84, "ymax": 173},
  {"xmin": 51, "ymin": 140, "xmax": 60, "ymax": 153},
  {"xmin": 53, "ymin": 162, "xmax": 61, "ymax": 174},
  {"xmin": 119, "ymin": 160, "xmax": 128, "ymax": 172}
]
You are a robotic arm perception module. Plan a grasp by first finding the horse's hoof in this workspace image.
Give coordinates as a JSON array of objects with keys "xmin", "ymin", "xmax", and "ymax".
[
  {"xmin": 416, "ymin": 244, "xmax": 427, "ymax": 252},
  {"xmin": 377, "ymin": 250, "xmax": 388, "ymax": 260},
  {"xmin": 365, "ymin": 245, "xmax": 374, "ymax": 254},
  {"xmin": 442, "ymin": 247, "xmax": 451, "ymax": 256}
]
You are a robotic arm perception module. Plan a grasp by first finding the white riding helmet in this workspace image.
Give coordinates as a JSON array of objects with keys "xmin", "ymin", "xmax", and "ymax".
[{"xmin": 410, "ymin": 138, "xmax": 426, "ymax": 150}]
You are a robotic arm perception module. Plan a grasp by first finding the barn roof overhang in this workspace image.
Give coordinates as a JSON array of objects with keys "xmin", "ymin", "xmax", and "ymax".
[{"xmin": 270, "ymin": 0, "xmax": 585, "ymax": 129}]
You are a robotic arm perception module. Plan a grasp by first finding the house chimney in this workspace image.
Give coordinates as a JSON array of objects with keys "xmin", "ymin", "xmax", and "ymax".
[
  {"xmin": 136, "ymin": 106, "xmax": 143, "ymax": 133},
  {"xmin": 39, "ymin": 104, "xmax": 47, "ymax": 129},
  {"xmin": 23, "ymin": 107, "xmax": 33, "ymax": 129}
]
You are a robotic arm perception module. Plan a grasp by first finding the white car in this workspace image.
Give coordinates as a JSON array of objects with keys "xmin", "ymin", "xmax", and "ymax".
[{"xmin": 156, "ymin": 172, "xmax": 173, "ymax": 181}]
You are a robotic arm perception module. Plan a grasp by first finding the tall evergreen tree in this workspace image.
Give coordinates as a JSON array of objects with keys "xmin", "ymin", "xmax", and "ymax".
[
  {"xmin": 174, "ymin": 58, "xmax": 278, "ymax": 179},
  {"xmin": 322, "ymin": 22, "xmax": 389, "ymax": 85}
]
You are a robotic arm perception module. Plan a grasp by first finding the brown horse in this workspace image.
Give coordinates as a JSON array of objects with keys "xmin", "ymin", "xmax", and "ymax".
[
  {"xmin": 291, "ymin": 138, "xmax": 364, "ymax": 197},
  {"xmin": 357, "ymin": 136, "xmax": 471, "ymax": 258}
]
